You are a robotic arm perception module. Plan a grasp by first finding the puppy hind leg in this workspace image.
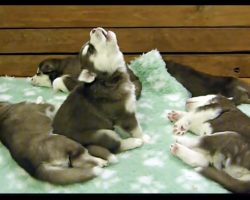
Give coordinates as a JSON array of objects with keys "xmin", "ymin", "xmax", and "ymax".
[
  {"xmin": 173, "ymin": 135, "xmax": 201, "ymax": 148},
  {"xmin": 170, "ymin": 143, "xmax": 210, "ymax": 167},
  {"xmin": 36, "ymin": 163, "xmax": 102, "ymax": 185},
  {"xmin": 86, "ymin": 145, "xmax": 118, "ymax": 164}
]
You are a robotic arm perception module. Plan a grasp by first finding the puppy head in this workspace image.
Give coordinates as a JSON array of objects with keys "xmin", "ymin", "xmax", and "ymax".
[
  {"xmin": 31, "ymin": 59, "xmax": 61, "ymax": 87},
  {"xmin": 186, "ymin": 94, "xmax": 235, "ymax": 111},
  {"xmin": 79, "ymin": 27, "xmax": 125, "ymax": 75}
]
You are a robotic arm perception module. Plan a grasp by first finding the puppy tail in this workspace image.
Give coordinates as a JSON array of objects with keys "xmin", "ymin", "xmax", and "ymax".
[
  {"xmin": 197, "ymin": 166, "xmax": 250, "ymax": 193},
  {"xmin": 35, "ymin": 164, "xmax": 102, "ymax": 185}
]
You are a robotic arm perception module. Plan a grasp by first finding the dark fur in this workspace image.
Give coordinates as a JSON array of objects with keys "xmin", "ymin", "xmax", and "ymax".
[
  {"xmin": 165, "ymin": 60, "xmax": 250, "ymax": 105},
  {"xmin": 35, "ymin": 55, "xmax": 142, "ymax": 99},
  {"xmin": 198, "ymin": 95, "xmax": 250, "ymax": 137},
  {"xmin": 0, "ymin": 101, "xmax": 107, "ymax": 185},
  {"xmin": 189, "ymin": 95, "xmax": 250, "ymax": 193},
  {"xmin": 52, "ymin": 70, "xmax": 139, "ymax": 152}
]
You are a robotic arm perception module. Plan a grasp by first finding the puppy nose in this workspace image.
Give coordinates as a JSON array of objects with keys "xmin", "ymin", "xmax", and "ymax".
[{"xmin": 91, "ymin": 29, "xmax": 96, "ymax": 34}]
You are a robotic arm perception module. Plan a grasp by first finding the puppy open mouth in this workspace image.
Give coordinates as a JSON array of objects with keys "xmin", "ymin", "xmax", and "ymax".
[{"xmin": 101, "ymin": 30, "xmax": 108, "ymax": 39}]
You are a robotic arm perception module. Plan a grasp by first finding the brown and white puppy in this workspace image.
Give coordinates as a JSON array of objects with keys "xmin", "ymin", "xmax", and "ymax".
[
  {"xmin": 31, "ymin": 53, "xmax": 142, "ymax": 99},
  {"xmin": 0, "ymin": 100, "xmax": 116, "ymax": 185},
  {"xmin": 165, "ymin": 60, "xmax": 250, "ymax": 105},
  {"xmin": 52, "ymin": 27, "xmax": 148, "ymax": 154},
  {"xmin": 167, "ymin": 94, "xmax": 250, "ymax": 193}
]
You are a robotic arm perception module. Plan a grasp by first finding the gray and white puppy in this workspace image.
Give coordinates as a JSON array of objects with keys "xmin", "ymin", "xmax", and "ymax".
[
  {"xmin": 168, "ymin": 94, "xmax": 250, "ymax": 193},
  {"xmin": 52, "ymin": 27, "xmax": 148, "ymax": 154},
  {"xmin": 0, "ymin": 101, "xmax": 114, "ymax": 185},
  {"xmin": 31, "ymin": 53, "xmax": 142, "ymax": 99},
  {"xmin": 165, "ymin": 60, "xmax": 250, "ymax": 105}
]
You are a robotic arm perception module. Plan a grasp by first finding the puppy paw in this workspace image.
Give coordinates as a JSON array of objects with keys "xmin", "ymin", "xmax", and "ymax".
[
  {"xmin": 107, "ymin": 154, "xmax": 119, "ymax": 164},
  {"xmin": 93, "ymin": 157, "xmax": 108, "ymax": 167},
  {"xmin": 173, "ymin": 120, "xmax": 189, "ymax": 135},
  {"xmin": 167, "ymin": 111, "xmax": 181, "ymax": 122},
  {"xmin": 170, "ymin": 143, "xmax": 179, "ymax": 155}
]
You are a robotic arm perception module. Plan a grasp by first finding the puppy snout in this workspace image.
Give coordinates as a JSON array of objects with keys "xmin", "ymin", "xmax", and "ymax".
[{"xmin": 91, "ymin": 28, "xmax": 96, "ymax": 34}]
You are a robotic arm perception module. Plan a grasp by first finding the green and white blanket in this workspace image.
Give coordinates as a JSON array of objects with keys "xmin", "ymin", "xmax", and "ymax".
[{"xmin": 1, "ymin": 50, "xmax": 250, "ymax": 193}]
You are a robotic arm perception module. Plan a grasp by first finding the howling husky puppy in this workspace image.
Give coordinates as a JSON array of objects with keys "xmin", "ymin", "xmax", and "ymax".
[
  {"xmin": 168, "ymin": 94, "xmax": 250, "ymax": 193},
  {"xmin": 0, "ymin": 101, "xmax": 113, "ymax": 185},
  {"xmin": 52, "ymin": 28, "xmax": 147, "ymax": 155},
  {"xmin": 165, "ymin": 60, "xmax": 250, "ymax": 105}
]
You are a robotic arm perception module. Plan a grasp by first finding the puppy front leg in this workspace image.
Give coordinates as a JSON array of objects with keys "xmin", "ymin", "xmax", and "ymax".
[{"xmin": 115, "ymin": 113, "xmax": 150, "ymax": 143}]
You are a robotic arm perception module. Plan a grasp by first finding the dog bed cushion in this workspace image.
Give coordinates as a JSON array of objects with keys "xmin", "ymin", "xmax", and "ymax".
[{"xmin": 0, "ymin": 50, "xmax": 249, "ymax": 193}]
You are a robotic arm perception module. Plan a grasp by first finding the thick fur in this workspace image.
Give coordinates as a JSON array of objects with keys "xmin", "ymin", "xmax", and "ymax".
[
  {"xmin": 31, "ymin": 54, "xmax": 142, "ymax": 99},
  {"xmin": 165, "ymin": 60, "xmax": 250, "ymax": 105},
  {"xmin": 0, "ymin": 101, "xmax": 113, "ymax": 185},
  {"xmin": 168, "ymin": 95, "xmax": 250, "ymax": 193},
  {"xmin": 52, "ymin": 27, "xmax": 145, "ymax": 153}
]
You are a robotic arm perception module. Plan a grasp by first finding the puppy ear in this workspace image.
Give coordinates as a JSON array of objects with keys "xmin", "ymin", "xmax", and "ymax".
[{"xmin": 39, "ymin": 61, "xmax": 55, "ymax": 73}]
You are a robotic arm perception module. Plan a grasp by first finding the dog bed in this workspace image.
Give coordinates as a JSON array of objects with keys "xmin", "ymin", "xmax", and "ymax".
[{"xmin": 1, "ymin": 50, "xmax": 250, "ymax": 193}]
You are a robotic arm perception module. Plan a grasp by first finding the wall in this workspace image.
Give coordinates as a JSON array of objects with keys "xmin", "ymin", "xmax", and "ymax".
[{"xmin": 0, "ymin": 5, "xmax": 249, "ymax": 83}]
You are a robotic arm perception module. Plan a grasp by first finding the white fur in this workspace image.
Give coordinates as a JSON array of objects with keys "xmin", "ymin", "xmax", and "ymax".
[
  {"xmin": 173, "ymin": 108, "xmax": 221, "ymax": 135},
  {"xmin": 78, "ymin": 69, "xmax": 96, "ymax": 83},
  {"xmin": 174, "ymin": 135, "xmax": 201, "ymax": 148},
  {"xmin": 36, "ymin": 96, "xmax": 45, "ymax": 104},
  {"xmin": 31, "ymin": 74, "xmax": 52, "ymax": 87},
  {"xmin": 125, "ymin": 84, "xmax": 136, "ymax": 113},
  {"xmin": 81, "ymin": 45, "xmax": 89, "ymax": 56},
  {"xmin": 224, "ymin": 165, "xmax": 250, "ymax": 181},
  {"xmin": 170, "ymin": 143, "xmax": 210, "ymax": 167},
  {"xmin": 89, "ymin": 28, "xmax": 126, "ymax": 74},
  {"xmin": 52, "ymin": 76, "xmax": 69, "ymax": 93},
  {"xmin": 119, "ymin": 138, "xmax": 143, "ymax": 151},
  {"xmin": 107, "ymin": 154, "xmax": 119, "ymax": 164},
  {"xmin": 186, "ymin": 94, "xmax": 217, "ymax": 111}
]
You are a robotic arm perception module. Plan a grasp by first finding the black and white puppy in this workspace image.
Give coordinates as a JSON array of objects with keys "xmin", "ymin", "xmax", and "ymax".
[
  {"xmin": 168, "ymin": 94, "xmax": 250, "ymax": 193},
  {"xmin": 31, "ymin": 56, "xmax": 96, "ymax": 92},
  {"xmin": 165, "ymin": 60, "xmax": 250, "ymax": 105},
  {"xmin": 52, "ymin": 27, "xmax": 148, "ymax": 154},
  {"xmin": 0, "ymin": 100, "xmax": 115, "ymax": 185},
  {"xmin": 31, "ymin": 52, "xmax": 142, "ymax": 99}
]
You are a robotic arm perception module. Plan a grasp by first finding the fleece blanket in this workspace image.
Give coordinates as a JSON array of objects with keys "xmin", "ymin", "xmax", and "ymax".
[{"xmin": 1, "ymin": 50, "xmax": 250, "ymax": 193}]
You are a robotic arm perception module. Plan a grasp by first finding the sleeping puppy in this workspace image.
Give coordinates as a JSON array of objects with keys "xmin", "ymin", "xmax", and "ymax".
[
  {"xmin": 52, "ymin": 27, "xmax": 147, "ymax": 154},
  {"xmin": 167, "ymin": 94, "xmax": 250, "ymax": 193},
  {"xmin": 165, "ymin": 60, "xmax": 250, "ymax": 105},
  {"xmin": 0, "ymin": 100, "xmax": 116, "ymax": 185},
  {"xmin": 31, "ymin": 54, "xmax": 142, "ymax": 99}
]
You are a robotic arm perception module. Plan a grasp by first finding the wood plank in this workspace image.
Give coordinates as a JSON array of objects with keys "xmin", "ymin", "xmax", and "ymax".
[
  {"xmin": 241, "ymin": 78, "xmax": 250, "ymax": 85},
  {"xmin": 1, "ymin": 28, "xmax": 250, "ymax": 53},
  {"xmin": 0, "ymin": 54, "xmax": 250, "ymax": 78},
  {"xmin": 1, "ymin": 6, "xmax": 250, "ymax": 28}
]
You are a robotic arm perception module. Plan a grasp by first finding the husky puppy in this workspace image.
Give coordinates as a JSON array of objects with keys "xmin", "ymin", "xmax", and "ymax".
[
  {"xmin": 52, "ymin": 27, "xmax": 147, "ymax": 154},
  {"xmin": 31, "ymin": 55, "xmax": 142, "ymax": 99},
  {"xmin": 167, "ymin": 94, "xmax": 250, "ymax": 193},
  {"xmin": 165, "ymin": 60, "xmax": 250, "ymax": 105},
  {"xmin": 0, "ymin": 101, "xmax": 113, "ymax": 185}
]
